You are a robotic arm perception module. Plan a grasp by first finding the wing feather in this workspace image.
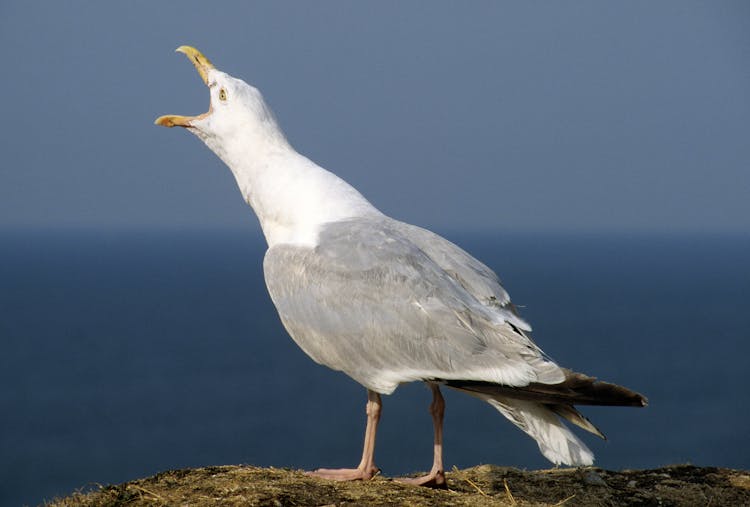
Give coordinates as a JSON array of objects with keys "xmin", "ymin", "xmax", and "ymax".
[{"xmin": 263, "ymin": 217, "xmax": 563, "ymax": 394}]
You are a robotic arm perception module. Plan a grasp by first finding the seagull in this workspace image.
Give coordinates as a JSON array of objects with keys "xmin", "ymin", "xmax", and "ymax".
[{"xmin": 155, "ymin": 46, "xmax": 646, "ymax": 487}]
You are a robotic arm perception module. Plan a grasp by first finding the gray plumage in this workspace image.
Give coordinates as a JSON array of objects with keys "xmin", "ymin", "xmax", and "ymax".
[
  {"xmin": 264, "ymin": 216, "xmax": 564, "ymax": 394},
  {"xmin": 264, "ymin": 216, "xmax": 646, "ymax": 465}
]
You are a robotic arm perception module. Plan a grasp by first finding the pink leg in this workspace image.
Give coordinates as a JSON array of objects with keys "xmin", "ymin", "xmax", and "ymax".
[
  {"xmin": 398, "ymin": 383, "xmax": 447, "ymax": 488},
  {"xmin": 306, "ymin": 389, "xmax": 381, "ymax": 481}
]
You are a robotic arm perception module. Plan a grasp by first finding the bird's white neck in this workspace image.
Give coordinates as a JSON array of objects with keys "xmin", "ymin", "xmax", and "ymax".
[{"xmin": 200, "ymin": 127, "xmax": 382, "ymax": 248}]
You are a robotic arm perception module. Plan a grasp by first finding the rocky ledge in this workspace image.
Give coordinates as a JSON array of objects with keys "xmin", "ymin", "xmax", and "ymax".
[{"xmin": 47, "ymin": 464, "xmax": 750, "ymax": 506}]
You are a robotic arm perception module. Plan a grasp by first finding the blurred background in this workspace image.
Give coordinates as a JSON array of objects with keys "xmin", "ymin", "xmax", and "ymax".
[{"xmin": 1, "ymin": 2, "xmax": 748, "ymax": 505}]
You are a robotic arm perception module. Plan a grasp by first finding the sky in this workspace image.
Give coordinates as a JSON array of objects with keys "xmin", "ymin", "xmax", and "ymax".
[{"xmin": 0, "ymin": 1, "xmax": 748, "ymax": 235}]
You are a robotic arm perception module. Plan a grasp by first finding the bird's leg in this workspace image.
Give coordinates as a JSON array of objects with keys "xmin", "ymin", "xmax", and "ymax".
[
  {"xmin": 306, "ymin": 389, "xmax": 381, "ymax": 481},
  {"xmin": 398, "ymin": 383, "xmax": 447, "ymax": 488}
]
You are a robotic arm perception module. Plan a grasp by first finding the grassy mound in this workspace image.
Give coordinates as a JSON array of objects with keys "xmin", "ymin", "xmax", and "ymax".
[{"xmin": 47, "ymin": 464, "xmax": 750, "ymax": 506}]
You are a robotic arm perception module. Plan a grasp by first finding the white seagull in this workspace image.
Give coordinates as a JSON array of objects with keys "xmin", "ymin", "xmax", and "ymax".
[{"xmin": 156, "ymin": 46, "xmax": 646, "ymax": 487}]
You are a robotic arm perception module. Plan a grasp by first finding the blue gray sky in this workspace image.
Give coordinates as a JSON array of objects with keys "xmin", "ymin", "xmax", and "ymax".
[{"xmin": 1, "ymin": 1, "xmax": 748, "ymax": 234}]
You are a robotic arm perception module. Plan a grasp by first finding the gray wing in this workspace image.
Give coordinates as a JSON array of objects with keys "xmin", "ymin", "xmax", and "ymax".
[
  {"xmin": 389, "ymin": 220, "xmax": 532, "ymax": 331},
  {"xmin": 263, "ymin": 217, "xmax": 563, "ymax": 394}
]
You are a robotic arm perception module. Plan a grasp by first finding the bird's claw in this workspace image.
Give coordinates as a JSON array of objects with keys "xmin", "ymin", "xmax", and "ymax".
[
  {"xmin": 397, "ymin": 469, "xmax": 447, "ymax": 489},
  {"xmin": 306, "ymin": 466, "xmax": 380, "ymax": 481}
]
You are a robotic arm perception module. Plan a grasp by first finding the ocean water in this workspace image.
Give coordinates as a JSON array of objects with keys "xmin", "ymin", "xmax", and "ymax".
[{"xmin": 1, "ymin": 229, "xmax": 748, "ymax": 506}]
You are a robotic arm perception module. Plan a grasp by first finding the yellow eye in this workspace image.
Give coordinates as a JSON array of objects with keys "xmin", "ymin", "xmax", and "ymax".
[{"xmin": 219, "ymin": 88, "xmax": 227, "ymax": 101}]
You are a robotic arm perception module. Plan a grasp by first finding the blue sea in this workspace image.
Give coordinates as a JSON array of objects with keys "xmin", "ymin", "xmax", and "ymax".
[{"xmin": 1, "ymin": 229, "xmax": 748, "ymax": 506}]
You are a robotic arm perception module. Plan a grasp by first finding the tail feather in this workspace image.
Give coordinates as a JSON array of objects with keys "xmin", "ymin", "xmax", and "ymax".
[
  {"xmin": 548, "ymin": 404, "xmax": 605, "ymax": 439},
  {"xmin": 445, "ymin": 370, "xmax": 646, "ymax": 466},
  {"xmin": 446, "ymin": 369, "xmax": 648, "ymax": 407},
  {"xmin": 472, "ymin": 393, "xmax": 595, "ymax": 466}
]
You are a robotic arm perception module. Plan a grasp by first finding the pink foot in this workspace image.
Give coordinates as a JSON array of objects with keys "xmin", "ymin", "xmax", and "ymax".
[
  {"xmin": 397, "ymin": 469, "xmax": 447, "ymax": 489},
  {"xmin": 305, "ymin": 466, "xmax": 379, "ymax": 481}
]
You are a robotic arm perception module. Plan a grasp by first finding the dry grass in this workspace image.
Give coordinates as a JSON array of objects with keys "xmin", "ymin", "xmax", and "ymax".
[{"xmin": 46, "ymin": 464, "xmax": 750, "ymax": 507}]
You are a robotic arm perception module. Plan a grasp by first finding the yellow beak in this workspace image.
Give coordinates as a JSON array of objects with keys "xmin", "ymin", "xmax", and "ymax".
[{"xmin": 155, "ymin": 46, "xmax": 215, "ymax": 128}]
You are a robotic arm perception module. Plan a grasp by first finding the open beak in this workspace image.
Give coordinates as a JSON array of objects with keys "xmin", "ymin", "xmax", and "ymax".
[{"xmin": 154, "ymin": 46, "xmax": 214, "ymax": 128}]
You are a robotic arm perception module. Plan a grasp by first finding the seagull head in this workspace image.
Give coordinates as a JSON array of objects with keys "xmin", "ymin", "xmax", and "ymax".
[{"xmin": 155, "ymin": 46, "xmax": 287, "ymax": 161}]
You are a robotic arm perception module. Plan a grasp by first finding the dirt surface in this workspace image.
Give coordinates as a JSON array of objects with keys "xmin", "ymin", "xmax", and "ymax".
[{"xmin": 47, "ymin": 464, "xmax": 750, "ymax": 507}]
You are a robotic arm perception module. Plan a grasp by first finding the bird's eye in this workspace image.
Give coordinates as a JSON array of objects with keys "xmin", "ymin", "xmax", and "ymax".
[{"xmin": 219, "ymin": 88, "xmax": 227, "ymax": 101}]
